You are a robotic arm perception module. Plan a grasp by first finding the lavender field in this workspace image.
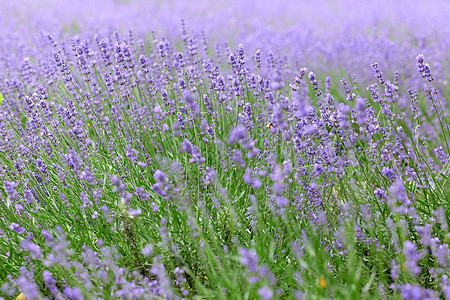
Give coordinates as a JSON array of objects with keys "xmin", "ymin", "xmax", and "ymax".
[{"xmin": 1, "ymin": 0, "xmax": 450, "ymax": 299}]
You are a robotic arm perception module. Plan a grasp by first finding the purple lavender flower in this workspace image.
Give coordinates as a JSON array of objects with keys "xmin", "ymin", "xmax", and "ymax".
[
  {"xmin": 403, "ymin": 241, "xmax": 421, "ymax": 277},
  {"xmin": 125, "ymin": 145, "xmax": 139, "ymax": 163},
  {"xmin": 63, "ymin": 287, "xmax": 84, "ymax": 300},
  {"xmin": 399, "ymin": 284, "xmax": 438, "ymax": 300},
  {"xmin": 258, "ymin": 286, "xmax": 274, "ymax": 300},
  {"xmin": 20, "ymin": 238, "xmax": 42, "ymax": 260},
  {"xmin": 255, "ymin": 50, "xmax": 261, "ymax": 69},
  {"xmin": 80, "ymin": 168, "xmax": 96, "ymax": 186},
  {"xmin": 355, "ymin": 96, "xmax": 367, "ymax": 126},
  {"xmin": 184, "ymin": 90, "xmax": 200, "ymax": 117},
  {"xmin": 382, "ymin": 167, "xmax": 396, "ymax": 181},
  {"xmin": 374, "ymin": 188, "xmax": 388, "ymax": 201},
  {"xmin": 371, "ymin": 63, "xmax": 385, "ymax": 84},
  {"xmin": 229, "ymin": 126, "xmax": 247, "ymax": 145},
  {"xmin": 244, "ymin": 168, "xmax": 253, "ymax": 185},
  {"xmin": 416, "ymin": 54, "xmax": 434, "ymax": 82},
  {"xmin": 142, "ymin": 244, "xmax": 154, "ymax": 257},
  {"xmin": 239, "ymin": 248, "xmax": 259, "ymax": 273},
  {"xmin": 154, "ymin": 170, "xmax": 167, "ymax": 183},
  {"xmin": 308, "ymin": 72, "xmax": 321, "ymax": 97},
  {"xmin": 129, "ymin": 208, "xmax": 142, "ymax": 217},
  {"xmin": 15, "ymin": 274, "xmax": 40, "ymax": 299},
  {"xmin": 389, "ymin": 178, "xmax": 411, "ymax": 209},
  {"xmin": 42, "ymin": 271, "xmax": 60, "ymax": 298},
  {"xmin": 4, "ymin": 181, "xmax": 18, "ymax": 200},
  {"xmin": 10, "ymin": 223, "xmax": 26, "ymax": 235},
  {"xmin": 390, "ymin": 260, "xmax": 400, "ymax": 280}
]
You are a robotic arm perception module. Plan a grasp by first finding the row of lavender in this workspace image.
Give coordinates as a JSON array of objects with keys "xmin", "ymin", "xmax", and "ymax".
[{"xmin": 0, "ymin": 10, "xmax": 450, "ymax": 300}]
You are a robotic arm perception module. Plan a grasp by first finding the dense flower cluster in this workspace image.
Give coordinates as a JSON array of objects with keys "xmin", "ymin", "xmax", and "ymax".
[{"xmin": 0, "ymin": 0, "xmax": 449, "ymax": 299}]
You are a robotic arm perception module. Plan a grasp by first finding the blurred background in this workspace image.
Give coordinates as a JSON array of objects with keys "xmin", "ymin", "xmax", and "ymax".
[
  {"xmin": 1, "ymin": 0, "xmax": 449, "ymax": 88},
  {"xmin": 2, "ymin": 0, "xmax": 449, "ymax": 39}
]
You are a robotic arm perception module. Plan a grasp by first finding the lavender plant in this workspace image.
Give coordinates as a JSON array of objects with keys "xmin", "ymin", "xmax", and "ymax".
[{"xmin": 0, "ymin": 1, "xmax": 449, "ymax": 299}]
